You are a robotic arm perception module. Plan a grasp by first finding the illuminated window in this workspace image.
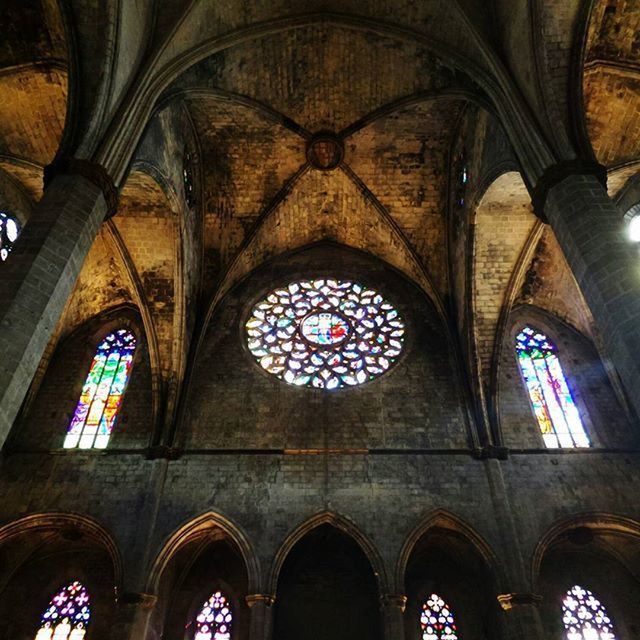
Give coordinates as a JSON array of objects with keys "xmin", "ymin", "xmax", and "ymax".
[
  {"xmin": 562, "ymin": 585, "xmax": 617, "ymax": 640},
  {"xmin": 516, "ymin": 326, "xmax": 590, "ymax": 448},
  {"xmin": 193, "ymin": 591, "xmax": 232, "ymax": 640},
  {"xmin": 625, "ymin": 203, "xmax": 640, "ymax": 242},
  {"xmin": 0, "ymin": 211, "xmax": 21, "ymax": 260},
  {"xmin": 34, "ymin": 581, "xmax": 90, "ymax": 640},
  {"xmin": 420, "ymin": 593, "xmax": 459, "ymax": 640},
  {"xmin": 245, "ymin": 278, "xmax": 405, "ymax": 389},
  {"xmin": 64, "ymin": 328, "xmax": 137, "ymax": 449}
]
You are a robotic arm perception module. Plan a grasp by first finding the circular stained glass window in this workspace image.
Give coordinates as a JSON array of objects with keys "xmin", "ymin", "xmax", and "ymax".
[{"xmin": 245, "ymin": 278, "xmax": 405, "ymax": 389}]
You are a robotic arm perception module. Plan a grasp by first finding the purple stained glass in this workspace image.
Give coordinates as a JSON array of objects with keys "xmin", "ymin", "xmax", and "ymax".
[
  {"xmin": 34, "ymin": 581, "xmax": 90, "ymax": 640},
  {"xmin": 193, "ymin": 591, "xmax": 232, "ymax": 640},
  {"xmin": 516, "ymin": 326, "xmax": 590, "ymax": 448},
  {"xmin": 64, "ymin": 329, "xmax": 136, "ymax": 449}
]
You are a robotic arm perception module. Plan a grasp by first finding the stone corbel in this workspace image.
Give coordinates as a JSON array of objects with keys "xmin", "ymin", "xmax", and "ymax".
[{"xmin": 497, "ymin": 593, "xmax": 543, "ymax": 611}]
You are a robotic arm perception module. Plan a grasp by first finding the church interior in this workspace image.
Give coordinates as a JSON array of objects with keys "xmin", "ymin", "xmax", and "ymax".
[{"xmin": 1, "ymin": 1, "xmax": 640, "ymax": 638}]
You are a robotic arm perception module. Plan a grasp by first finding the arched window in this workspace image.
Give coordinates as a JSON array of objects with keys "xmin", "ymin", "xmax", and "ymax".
[
  {"xmin": 64, "ymin": 328, "xmax": 137, "ymax": 449},
  {"xmin": 193, "ymin": 591, "xmax": 232, "ymax": 640},
  {"xmin": 562, "ymin": 585, "xmax": 617, "ymax": 640},
  {"xmin": 34, "ymin": 581, "xmax": 90, "ymax": 640},
  {"xmin": 0, "ymin": 211, "xmax": 21, "ymax": 260},
  {"xmin": 420, "ymin": 593, "xmax": 459, "ymax": 640},
  {"xmin": 515, "ymin": 326, "xmax": 590, "ymax": 448}
]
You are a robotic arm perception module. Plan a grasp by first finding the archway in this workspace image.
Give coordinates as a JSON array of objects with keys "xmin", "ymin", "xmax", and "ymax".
[{"xmin": 273, "ymin": 523, "xmax": 383, "ymax": 640}]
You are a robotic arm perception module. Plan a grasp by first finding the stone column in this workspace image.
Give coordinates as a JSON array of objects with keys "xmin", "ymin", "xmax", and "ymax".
[
  {"xmin": 535, "ymin": 163, "xmax": 640, "ymax": 420},
  {"xmin": 246, "ymin": 593, "xmax": 275, "ymax": 640},
  {"xmin": 380, "ymin": 594, "xmax": 407, "ymax": 640},
  {"xmin": 0, "ymin": 160, "xmax": 118, "ymax": 444},
  {"xmin": 110, "ymin": 592, "xmax": 158, "ymax": 640},
  {"xmin": 497, "ymin": 593, "xmax": 545, "ymax": 640}
]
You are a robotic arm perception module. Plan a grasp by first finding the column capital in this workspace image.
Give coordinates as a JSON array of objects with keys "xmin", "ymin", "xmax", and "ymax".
[
  {"xmin": 44, "ymin": 156, "xmax": 119, "ymax": 218},
  {"xmin": 379, "ymin": 594, "xmax": 407, "ymax": 612},
  {"xmin": 497, "ymin": 593, "xmax": 543, "ymax": 611},
  {"xmin": 119, "ymin": 592, "xmax": 158, "ymax": 609},
  {"xmin": 531, "ymin": 159, "xmax": 607, "ymax": 222},
  {"xmin": 246, "ymin": 593, "xmax": 275, "ymax": 608}
]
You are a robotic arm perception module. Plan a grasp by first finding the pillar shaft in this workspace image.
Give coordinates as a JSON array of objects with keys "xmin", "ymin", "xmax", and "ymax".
[
  {"xmin": 0, "ymin": 172, "xmax": 109, "ymax": 444},
  {"xmin": 544, "ymin": 173, "xmax": 640, "ymax": 420},
  {"xmin": 380, "ymin": 594, "xmax": 406, "ymax": 640},
  {"xmin": 109, "ymin": 593, "xmax": 157, "ymax": 640},
  {"xmin": 246, "ymin": 594, "xmax": 275, "ymax": 640}
]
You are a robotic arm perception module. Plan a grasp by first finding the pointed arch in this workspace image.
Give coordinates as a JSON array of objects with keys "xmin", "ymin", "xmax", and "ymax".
[
  {"xmin": 396, "ymin": 509, "xmax": 502, "ymax": 593},
  {"xmin": 0, "ymin": 512, "xmax": 122, "ymax": 587},
  {"xmin": 147, "ymin": 511, "xmax": 260, "ymax": 595},
  {"xmin": 532, "ymin": 512, "xmax": 640, "ymax": 589},
  {"xmin": 268, "ymin": 511, "xmax": 389, "ymax": 595}
]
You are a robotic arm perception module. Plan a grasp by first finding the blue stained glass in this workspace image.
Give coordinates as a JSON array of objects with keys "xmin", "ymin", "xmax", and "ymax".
[
  {"xmin": 516, "ymin": 326, "xmax": 590, "ymax": 448},
  {"xmin": 34, "ymin": 581, "xmax": 90, "ymax": 640},
  {"xmin": 562, "ymin": 585, "xmax": 617, "ymax": 640},
  {"xmin": 0, "ymin": 211, "xmax": 20, "ymax": 261},
  {"xmin": 64, "ymin": 329, "xmax": 137, "ymax": 450},
  {"xmin": 420, "ymin": 593, "xmax": 458, "ymax": 640}
]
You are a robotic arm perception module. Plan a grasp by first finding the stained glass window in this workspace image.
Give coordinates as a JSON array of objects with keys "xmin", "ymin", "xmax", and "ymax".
[
  {"xmin": 34, "ymin": 581, "xmax": 90, "ymax": 640},
  {"xmin": 64, "ymin": 328, "xmax": 137, "ymax": 449},
  {"xmin": 183, "ymin": 151, "xmax": 196, "ymax": 209},
  {"xmin": 420, "ymin": 593, "xmax": 459, "ymax": 640},
  {"xmin": 516, "ymin": 326, "xmax": 590, "ymax": 448},
  {"xmin": 0, "ymin": 211, "xmax": 21, "ymax": 260},
  {"xmin": 562, "ymin": 585, "xmax": 617, "ymax": 640},
  {"xmin": 193, "ymin": 591, "xmax": 232, "ymax": 640},
  {"xmin": 245, "ymin": 278, "xmax": 405, "ymax": 389}
]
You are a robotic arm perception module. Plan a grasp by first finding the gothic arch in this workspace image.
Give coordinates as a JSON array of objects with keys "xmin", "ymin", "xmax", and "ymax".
[
  {"xmin": 0, "ymin": 512, "xmax": 122, "ymax": 587},
  {"xmin": 396, "ymin": 509, "xmax": 502, "ymax": 593},
  {"xmin": 268, "ymin": 511, "xmax": 389, "ymax": 596},
  {"xmin": 532, "ymin": 512, "xmax": 640, "ymax": 589},
  {"xmin": 147, "ymin": 510, "xmax": 260, "ymax": 594}
]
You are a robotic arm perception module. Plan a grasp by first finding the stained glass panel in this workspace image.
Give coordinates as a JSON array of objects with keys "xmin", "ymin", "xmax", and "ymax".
[
  {"xmin": 64, "ymin": 328, "xmax": 137, "ymax": 449},
  {"xmin": 34, "ymin": 581, "xmax": 90, "ymax": 640},
  {"xmin": 194, "ymin": 591, "xmax": 232, "ymax": 640},
  {"xmin": 420, "ymin": 593, "xmax": 459, "ymax": 640},
  {"xmin": 562, "ymin": 585, "xmax": 617, "ymax": 640},
  {"xmin": 516, "ymin": 326, "xmax": 590, "ymax": 448},
  {"xmin": 245, "ymin": 279, "xmax": 405, "ymax": 389},
  {"xmin": 0, "ymin": 211, "xmax": 21, "ymax": 261}
]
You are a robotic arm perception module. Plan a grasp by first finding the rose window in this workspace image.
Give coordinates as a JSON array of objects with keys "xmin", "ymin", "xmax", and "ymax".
[{"xmin": 245, "ymin": 278, "xmax": 405, "ymax": 389}]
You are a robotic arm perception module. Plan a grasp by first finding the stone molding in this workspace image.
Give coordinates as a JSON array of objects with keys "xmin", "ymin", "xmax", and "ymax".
[
  {"xmin": 497, "ymin": 593, "xmax": 543, "ymax": 611},
  {"xmin": 246, "ymin": 594, "xmax": 276, "ymax": 607},
  {"xmin": 379, "ymin": 594, "xmax": 408, "ymax": 612},
  {"xmin": 531, "ymin": 159, "xmax": 608, "ymax": 222},
  {"xmin": 43, "ymin": 157, "xmax": 119, "ymax": 219}
]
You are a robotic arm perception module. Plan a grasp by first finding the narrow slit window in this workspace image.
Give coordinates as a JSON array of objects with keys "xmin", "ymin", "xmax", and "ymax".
[
  {"xmin": 34, "ymin": 581, "xmax": 90, "ymax": 640},
  {"xmin": 562, "ymin": 585, "xmax": 617, "ymax": 640},
  {"xmin": 64, "ymin": 328, "xmax": 137, "ymax": 449},
  {"xmin": 0, "ymin": 211, "xmax": 21, "ymax": 260},
  {"xmin": 193, "ymin": 591, "xmax": 232, "ymax": 640},
  {"xmin": 420, "ymin": 593, "xmax": 459, "ymax": 640},
  {"xmin": 516, "ymin": 326, "xmax": 590, "ymax": 448}
]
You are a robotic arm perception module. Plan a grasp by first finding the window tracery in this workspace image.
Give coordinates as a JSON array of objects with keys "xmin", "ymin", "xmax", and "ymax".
[
  {"xmin": 193, "ymin": 591, "xmax": 232, "ymax": 640},
  {"xmin": 0, "ymin": 211, "xmax": 21, "ymax": 260},
  {"xmin": 562, "ymin": 585, "xmax": 617, "ymax": 640},
  {"xmin": 420, "ymin": 593, "xmax": 459, "ymax": 640},
  {"xmin": 34, "ymin": 581, "xmax": 90, "ymax": 640},
  {"xmin": 516, "ymin": 326, "xmax": 590, "ymax": 448},
  {"xmin": 245, "ymin": 278, "xmax": 405, "ymax": 389},
  {"xmin": 64, "ymin": 328, "xmax": 137, "ymax": 449}
]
